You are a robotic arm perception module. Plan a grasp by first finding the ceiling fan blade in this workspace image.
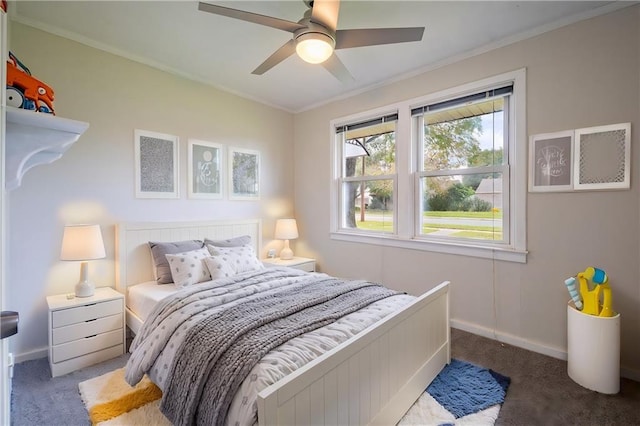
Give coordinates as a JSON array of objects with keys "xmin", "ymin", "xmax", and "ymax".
[
  {"xmin": 310, "ymin": 0, "xmax": 340, "ymax": 32},
  {"xmin": 335, "ymin": 27, "xmax": 425, "ymax": 49},
  {"xmin": 252, "ymin": 39, "xmax": 297, "ymax": 75},
  {"xmin": 322, "ymin": 53, "xmax": 354, "ymax": 83},
  {"xmin": 198, "ymin": 2, "xmax": 306, "ymax": 33}
]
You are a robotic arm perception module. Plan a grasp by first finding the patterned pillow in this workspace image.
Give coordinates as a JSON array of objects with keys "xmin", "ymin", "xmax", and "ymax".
[
  {"xmin": 149, "ymin": 240, "xmax": 204, "ymax": 284},
  {"xmin": 203, "ymin": 256, "xmax": 238, "ymax": 280},
  {"xmin": 165, "ymin": 247, "xmax": 212, "ymax": 288},
  {"xmin": 206, "ymin": 244, "xmax": 264, "ymax": 276}
]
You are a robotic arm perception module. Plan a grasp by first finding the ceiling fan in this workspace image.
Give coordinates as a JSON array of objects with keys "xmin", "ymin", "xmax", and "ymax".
[{"xmin": 198, "ymin": 0, "xmax": 425, "ymax": 82}]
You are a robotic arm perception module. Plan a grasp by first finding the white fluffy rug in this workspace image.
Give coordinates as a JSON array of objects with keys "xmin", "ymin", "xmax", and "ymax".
[{"xmin": 398, "ymin": 391, "xmax": 500, "ymax": 425}]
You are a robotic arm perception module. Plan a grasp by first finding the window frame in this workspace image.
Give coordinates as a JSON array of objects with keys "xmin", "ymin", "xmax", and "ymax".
[
  {"xmin": 414, "ymin": 93, "xmax": 510, "ymax": 247},
  {"xmin": 334, "ymin": 111, "xmax": 399, "ymax": 235},
  {"xmin": 330, "ymin": 69, "xmax": 527, "ymax": 263}
]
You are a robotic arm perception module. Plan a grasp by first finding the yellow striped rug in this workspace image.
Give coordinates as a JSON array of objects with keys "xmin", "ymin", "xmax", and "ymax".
[{"xmin": 78, "ymin": 368, "xmax": 169, "ymax": 425}]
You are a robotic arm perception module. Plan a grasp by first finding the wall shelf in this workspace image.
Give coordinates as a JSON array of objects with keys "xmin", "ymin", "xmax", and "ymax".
[{"xmin": 5, "ymin": 106, "xmax": 89, "ymax": 190}]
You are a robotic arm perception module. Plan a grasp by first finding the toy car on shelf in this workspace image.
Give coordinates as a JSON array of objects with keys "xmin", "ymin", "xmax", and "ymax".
[{"xmin": 6, "ymin": 51, "xmax": 55, "ymax": 114}]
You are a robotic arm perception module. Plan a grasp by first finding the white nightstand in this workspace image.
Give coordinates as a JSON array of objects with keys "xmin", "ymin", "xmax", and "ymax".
[
  {"xmin": 263, "ymin": 256, "xmax": 316, "ymax": 272},
  {"xmin": 46, "ymin": 287, "xmax": 125, "ymax": 377}
]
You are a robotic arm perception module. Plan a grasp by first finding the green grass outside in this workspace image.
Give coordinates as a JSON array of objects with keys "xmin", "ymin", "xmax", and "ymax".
[
  {"xmin": 422, "ymin": 223, "xmax": 499, "ymax": 232},
  {"xmin": 357, "ymin": 221, "xmax": 393, "ymax": 232},
  {"xmin": 424, "ymin": 211, "xmax": 502, "ymax": 219},
  {"xmin": 353, "ymin": 209, "xmax": 503, "ymax": 240},
  {"xmin": 450, "ymin": 230, "xmax": 503, "ymax": 239},
  {"xmin": 356, "ymin": 220, "xmax": 500, "ymax": 232},
  {"xmin": 359, "ymin": 209, "xmax": 503, "ymax": 220}
]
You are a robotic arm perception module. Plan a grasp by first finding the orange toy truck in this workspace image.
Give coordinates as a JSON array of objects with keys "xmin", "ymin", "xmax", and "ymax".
[{"xmin": 6, "ymin": 52, "xmax": 55, "ymax": 114}]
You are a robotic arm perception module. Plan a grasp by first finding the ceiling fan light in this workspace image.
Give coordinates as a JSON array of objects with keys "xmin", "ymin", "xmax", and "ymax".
[{"xmin": 296, "ymin": 33, "xmax": 334, "ymax": 64}]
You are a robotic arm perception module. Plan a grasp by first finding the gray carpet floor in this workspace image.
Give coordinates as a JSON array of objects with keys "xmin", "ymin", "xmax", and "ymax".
[
  {"xmin": 452, "ymin": 329, "xmax": 640, "ymax": 425},
  {"xmin": 11, "ymin": 328, "xmax": 640, "ymax": 425},
  {"xmin": 11, "ymin": 353, "xmax": 130, "ymax": 426}
]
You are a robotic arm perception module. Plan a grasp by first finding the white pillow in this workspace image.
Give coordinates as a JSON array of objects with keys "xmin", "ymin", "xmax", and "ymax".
[
  {"xmin": 204, "ymin": 256, "xmax": 238, "ymax": 280},
  {"xmin": 165, "ymin": 247, "xmax": 212, "ymax": 288},
  {"xmin": 205, "ymin": 244, "xmax": 264, "ymax": 278}
]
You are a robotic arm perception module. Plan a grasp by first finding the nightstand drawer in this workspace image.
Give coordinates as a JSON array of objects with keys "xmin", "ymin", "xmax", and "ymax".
[
  {"xmin": 50, "ymin": 345, "xmax": 124, "ymax": 378},
  {"xmin": 262, "ymin": 256, "xmax": 316, "ymax": 272},
  {"xmin": 295, "ymin": 261, "xmax": 315, "ymax": 272},
  {"xmin": 52, "ymin": 329, "xmax": 122, "ymax": 363},
  {"xmin": 52, "ymin": 299, "xmax": 122, "ymax": 328},
  {"xmin": 52, "ymin": 313, "xmax": 123, "ymax": 345}
]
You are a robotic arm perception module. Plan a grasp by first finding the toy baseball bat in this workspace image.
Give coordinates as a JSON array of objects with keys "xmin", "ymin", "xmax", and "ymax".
[{"xmin": 564, "ymin": 276, "xmax": 583, "ymax": 310}]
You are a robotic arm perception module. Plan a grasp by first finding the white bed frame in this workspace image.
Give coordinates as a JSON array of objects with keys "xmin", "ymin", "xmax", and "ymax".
[{"xmin": 115, "ymin": 219, "xmax": 450, "ymax": 426}]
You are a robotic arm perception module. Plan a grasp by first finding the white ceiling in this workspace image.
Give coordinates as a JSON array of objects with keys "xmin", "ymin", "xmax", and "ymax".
[{"xmin": 9, "ymin": 1, "xmax": 632, "ymax": 112}]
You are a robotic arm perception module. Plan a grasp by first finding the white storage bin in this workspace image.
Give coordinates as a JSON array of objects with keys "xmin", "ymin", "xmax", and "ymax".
[{"xmin": 567, "ymin": 301, "xmax": 620, "ymax": 394}]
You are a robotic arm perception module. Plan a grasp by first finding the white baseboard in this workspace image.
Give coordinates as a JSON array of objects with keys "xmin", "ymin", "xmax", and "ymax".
[
  {"xmin": 451, "ymin": 318, "xmax": 640, "ymax": 382},
  {"xmin": 13, "ymin": 321, "xmax": 640, "ymax": 383},
  {"xmin": 14, "ymin": 346, "xmax": 47, "ymax": 364},
  {"xmin": 621, "ymin": 366, "xmax": 640, "ymax": 382}
]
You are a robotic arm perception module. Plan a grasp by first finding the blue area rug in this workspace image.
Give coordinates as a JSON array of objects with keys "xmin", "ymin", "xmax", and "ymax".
[{"xmin": 427, "ymin": 359, "xmax": 510, "ymax": 419}]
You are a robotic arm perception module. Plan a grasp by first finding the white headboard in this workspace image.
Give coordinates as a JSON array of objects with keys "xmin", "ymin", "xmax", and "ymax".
[{"xmin": 115, "ymin": 219, "xmax": 262, "ymax": 293}]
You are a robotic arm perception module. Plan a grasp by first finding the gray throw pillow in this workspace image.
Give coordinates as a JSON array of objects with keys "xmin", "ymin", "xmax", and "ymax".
[
  {"xmin": 148, "ymin": 240, "xmax": 204, "ymax": 284},
  {"xmin": 203, "ymin": 235, "xmax": 251, "ymax": 248}
]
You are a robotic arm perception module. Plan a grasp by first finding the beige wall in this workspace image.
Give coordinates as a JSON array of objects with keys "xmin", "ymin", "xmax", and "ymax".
[
  {"xmin": 294, "ymin": 6, "xmax": 640, "ymax": 376},
  {"xmin": 8, "ymin": 23, "xmax": 294, "ymax": 359}
]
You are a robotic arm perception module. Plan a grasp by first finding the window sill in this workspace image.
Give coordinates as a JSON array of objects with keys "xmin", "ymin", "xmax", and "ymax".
[{"xmin": 330, "ymin": 231, "xmax": 528, "ymax": 263}]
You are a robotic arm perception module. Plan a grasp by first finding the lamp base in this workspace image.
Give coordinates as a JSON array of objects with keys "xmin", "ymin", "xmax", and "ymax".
[
  {"xmin": 280, "ymin": 240, "xmax": 294, "ymax": 260},
  {"xmin": 75, "ymin": 281, "xmax": 95, "ymax": 298},
  {"xmin": 74, "ymin": 261, "xmax": 95, "ymax": 297}
]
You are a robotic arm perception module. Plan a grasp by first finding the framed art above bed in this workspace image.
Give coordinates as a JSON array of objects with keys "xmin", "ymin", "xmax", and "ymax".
[
  {"xmin": 187, "ymin": 139, "xmax": 223, "ymax": 199},
  {"xmin": 134, "ymin": 129, "xmax": 179, "ymax": 199},
  {"xmin": 229, "ymin": 147, "xmax": 260, "ymax": 200}
]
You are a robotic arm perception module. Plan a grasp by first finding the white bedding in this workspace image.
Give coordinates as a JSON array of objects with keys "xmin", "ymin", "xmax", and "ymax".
[
  {"xmin": 127, "ymin": 268, "xmax": 415, "ymax": 426},
  {"xmin": 127, "ymin": 281, "xmax": 179, "ymax": 321}
]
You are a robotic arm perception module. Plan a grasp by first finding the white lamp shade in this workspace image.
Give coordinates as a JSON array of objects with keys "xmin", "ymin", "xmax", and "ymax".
[
  {"xmin": 60, "ymin": 224, "xmax": 106, "ymax": 261},
  {"xmin": 274, "ymin": 219, "xmax": 299, "ymax": 240}
]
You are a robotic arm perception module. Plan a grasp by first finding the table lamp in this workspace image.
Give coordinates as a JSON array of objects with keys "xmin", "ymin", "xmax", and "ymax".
[
  {"xmin": 60, "ymin": 224, "xmax": 106, "ymax": 297},
  {"xmin": 274, "ymin": 219, "xmax": 298, "ymax": 260}
]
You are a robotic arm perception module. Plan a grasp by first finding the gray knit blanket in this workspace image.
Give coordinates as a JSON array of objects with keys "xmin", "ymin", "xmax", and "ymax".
[{"xmin": 160, "ymin": 275, "xmax": 398, "ymax": 426}]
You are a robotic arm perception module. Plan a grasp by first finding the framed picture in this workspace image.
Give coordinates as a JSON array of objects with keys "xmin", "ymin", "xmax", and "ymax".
[
  {"xmin": 573, "ymin": 123, "xmax": 630, "ymax": 191},
  {"xmin": 134, "ymin": 129, "xmax": 179, "ymax": 199},
  {"xmin": 229, "ymin": 147, "xmax": 260, "ymax": 200},
  {"xmin": 188, "ymin": 139, "xmax": 223, "ymax": 199},
  {"xmin": 529, "ymin": 130, "xmax": 574, "ymax": 192}
]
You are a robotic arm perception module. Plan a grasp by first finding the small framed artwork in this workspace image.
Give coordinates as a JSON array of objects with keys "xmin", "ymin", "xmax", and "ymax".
[
  {"xmin": 229, "ymin": 147, "xmax": 260, "ymax": 200},
  {"xmin": 573, "ymin": 123, "xmax": 631, "ymax": 191},
  {"xmin": 188, "ymin": 139, "xmax": 223, "ymax": 199},
  {"xmin": 529, "ymin": 130, "xmax": 574, "ymax": 192},
  {"xmin": 134, "ymin": 129, "xmax": 179, "ymax": 199}
]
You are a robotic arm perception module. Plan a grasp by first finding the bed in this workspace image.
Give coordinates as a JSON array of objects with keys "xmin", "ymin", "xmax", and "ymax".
[{"xmin": 115, "ymin": 219, "xmax": 450, "ymax": 426}]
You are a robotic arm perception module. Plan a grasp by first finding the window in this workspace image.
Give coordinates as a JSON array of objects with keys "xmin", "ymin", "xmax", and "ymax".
[
  {"xmin": 335, "ymin": 114, "xmax": 397, "ymax": 234},
  {"xmin": 331, "ymin": 70, "xmax": 526, "ymax": 263},
  {"xmin": 414, "ymin": 86, "xmax": 510, "ymax": 244}
]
